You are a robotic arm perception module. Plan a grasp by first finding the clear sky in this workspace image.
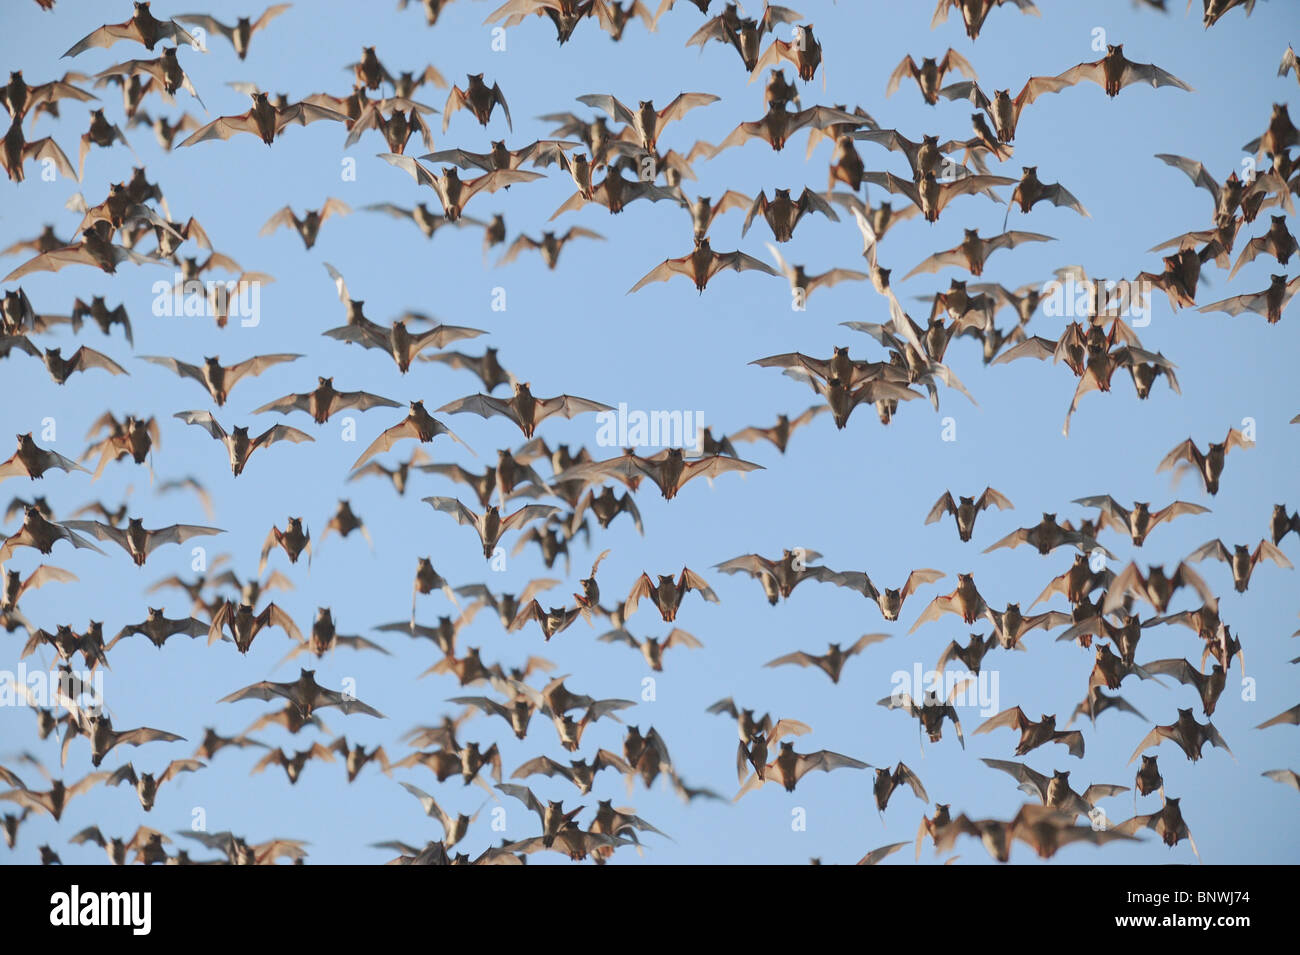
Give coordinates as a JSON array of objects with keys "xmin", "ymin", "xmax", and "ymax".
[{"xmin": 1, "ymin": 0, "xmax": 1297, "ymax": 865}]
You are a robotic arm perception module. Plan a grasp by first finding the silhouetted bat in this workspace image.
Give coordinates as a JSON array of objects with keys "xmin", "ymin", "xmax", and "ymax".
[
  {"xmin": 1129, "ymin": 707, "xmax": 1232, "ymax": 764},
  {"xmin": 764, "ymin": 634, "xmax": 888, "ymax": 683},
  {"xmin": 175, "ymin": 5, "xmax": 290, "ymax": 59},
  {"xmin": 926, "ymin": 487, "xmax": 1013, "ymax": 541},
  {"xmin": 975, "ymin": 707, "xmax": 1085, "ymax": 758},
  {"xmin": 1157, "ymin": 427, "xmax": 1253, "ymax": 495},
  {"xmin": 221, "ymin": 667, "xmax": 384, "ymax": 720}
]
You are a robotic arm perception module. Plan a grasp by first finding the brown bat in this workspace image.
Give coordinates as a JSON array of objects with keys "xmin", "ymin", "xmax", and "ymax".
[
  {"xmin": 888, "ymin": 48, "xmax": 977, "ymax": 104},
  {"xmin": 443, "ymin": 73, "xmax": 511, "ymax": 131},
  {"xmin": 1229, "ymin": 215, "xmax": 1297, "ymax": 278},
  {"xmin": 1073, "ymin": 496, "xmax": 1209, "ymax": 547},
  {"xmin": 207, "ymin": 600, "xmax": 301, "ymax": 654},
  {"xmin": 61, "ymin": 517, "xmax": 222, "ymax": 567},
  {"xmin": 424, "ymin": 497, "xmax": 558, "ymax": 559},
  {"xmin": 685, "ymin": 5, "xmax": 801, "ymax": 72},
  {"xmin": 179, "ymin": 90, "xmax": 347, "ymax": 147},
  {"xmin": 930, "ymin": 0, "xmax": 1039, "ymax": 40},
  {"xmin": 1270, "ymin": 504, "xmax": 1300, "ymax": 546},
  {"xmin": 827, "ymin": 568, "xmax": 944, "ymax": 621},
  {"xmin": 106, "ymin": 609, "xmax": 208, "ymax": 650},
  {"xmin": 629, "ymin": 236, "xmax": 780, "ymax": 293},
  {"xmin": 1133, "ymin": 753, "xmax": 1165, "ymax": 806},
  {"xmin": 1, "ymin": 337, "xmax": 129, "ymax": 384},
  {"xmin": 936, "ymin": 632, "xmax": 999, "ymax": 675},
  {"xmin": 562, "ymin": 447, "xmax": 764, "ymax": 500},
  {"xmin": 1199, "ymin": 274, "xmax": 1300, "ymax": 324},
  {"xmin": 325, "ymin": 312, "xmax": 485, "ymax": 375},
  {"xmin": 140, "ymin": 352, "xmax": 300, "ymax": 405},
  {"xmin": 422, "ymin": 346, "xmax": 515, "ymax": 392},
  {"xmin": 766, "ymin": 244, "xmax": 865, "ymax": 302},
  {"xmin": 63, "ymin": 709, "xmax": 185, "ymax": 768},
  {"xmin": 345, "ymin": 103, "xmax": 436, "ymax": 154},
  {"xmin": 92, "ymin": 46, "xmax": 204, "ymax": 108},
  {"xmin": 259, "ymin": 199, "xmax": 351, "ymax": 249},
  {"xmin": 1, "ymin": 70, "xmax": 97, "ymax": 122},
  {"xmin": 438, "ymin": 381, "xmax": 611, "ymax": 438},
  {"xmin": 1143, "ymin": 658, "xmax": 1225, "ymax": 716},
  {"xmin": 976, "ymin": 707, "xmax": 1085, "ymax": 758},
  {"xmin": 736, "ymin": 740, "xmax": 867, "ymax": 798},
  {"xmin": 0, "ymin": 771, "xmax": 109, "ymax": 822},
  {"xmin": 379, "ymin": 153, "xmax": 540, "ymax": 220},
  {"xmin": 2, "ymin": 564, "xmax": 77, "ymax": 615},
  {"xmin": 981, "ymin": 759, "xmax": 1127, "ymax": 819},
  {"xmin": 1185, "ymin": 538, "xmax": 1293, "ymax": 592},
  {"xmin": 498, "ymin": 227, "xmax": 604, "ymax": 270},
  {"xmin": 879, "ymin": 684, "xmax": 967, "ymax": 748},
  {"xmin": 106, "ymin": 759, "xmax": 202, "ymax": 811},
  {"xmin": 326, "ymin": 737, "xmax": 390, "ymax": 784},
  {"xmin": 456, "ymin": 578, "xmax": 560, "ymax": 629},
  {"xmin": 764, "ymin": 634, "xmax": 889, "ymax": 684},
  {"xmin": 862, "ymin": 170, "xmax": 1014, "ymax": 225},
  {"xmin": 0, "ymin": 434, "xmax": 90, "ymax": 484},
  {"xmin": 1136, "ymin": 248, "xmax": 1206, "ymax": 311},
  {"xmin": 904, "ymin": 228, "xmax": 1054, "ymax": 279},
  {"xmin": 727, "ymin": 405, "xmax": 827, "ymax": 455},
  {"xmin": 704, "ymin": 103, "xmax": 866, "ymax": 155},
  {"xmin": 1102, "ymin": 561, "xmax": 1214, "ymax": 614},
  {"xmin": 926, "ymin": 487, "xmax": 1013, "ymax": 542},
  {"xmin": 937, "ymin": 804, "xmax": 1135, "ymax": 862},
  {"xmin": 280, "ymin": 608, "xmax": 389, "ymax": 664},
  {"xmin": 598, "ymin": 627, "xmax": 702, "ymax": 670},
  {"xmin": 984, "ymin": 604, "xmax": 1072, "ymax": 650},
  {"xmin": 1117, "ymin": 797, "xmax": 1198, "ymax": 860},
  {"xmin": 174, "ymin": 5, "xmax": 291, "ymax": 59},
  {"xmin": 63, "ymin": 3, "xmax": 197, "ymax": 57},
  {"xmin": 713, "ymin": 547, "xmax": 839, "ymax": 603},
  {"xmin": 940, "ymin": 76, "xmax": 1070, "ymax": 143},
  {"xmin": 1242, "ymin": 103, "xmax": 1298, "ymax": 159},
  {"xmin": 983, "ymin": 513, "xmax": 1101, "ymax": 556},
  {"xmin": 508, "ymin": 599, "xmax": 592, "ymax": 641},
  {"xmin": 77, "ymin": 109, "xmax": 131, "ymax": 181},
  {"xmin": 1154, "ymin": 154, "xmax": 1293, "ymax": 224},
  {"xmin": 1053, "ymin": 44, "xmax": 1193, "ymax": 98},
  {"xmin": 572, "ymin": 486, "xmax": 643, "ymax": 535},
  {"xmin": 221, "ymin": 667, "xmax": 384, "ymax": 720},
  {"xmin": 2, "ymin": 221, "xmax": 167, "ymax": 280},
  {"xmin": 258, "ymin": 517, "xmax": 311, "ymax": 573},
  {"xmin": 550, "ymin": 163, "xmax": 685, "ymax": 218},
  {"xmin": 680, "ymin": 190, "xmax": 750, "ymax": 238},
  {"xmin": 748, "ymin": 23, "xmax": 823, "ymax": 85},
  {"xmin": 626, "ymin": 568, "xmax": 718, "ymax": 622},
  {"xmin": 740, "ymin": 187, "xmax": 838, "ymax": 243},
  {"xmin": 252, "ymin": 744, "xmax": 336, "ymax": 785},
  {"xmin": 255, "ymin": 376, "xmax": 401, "ymax": 426},
  {"xmin": 1129, "ymin": 707, "xmax": 1233, "ymax": 764},
  {"xmin": 909, "ymin": 572, "xmax": 988, "ymax": 632},
  {"xmin": 577, "ymin": 91, "xmax": 719, "ymax": 152},
  {"xmin": 1263, "ymin": 769, "xmax": 1300, "ymax": 791},
  {"xmin": 0, "ymin": 506, "xmax": 103, "ymax": 563},
  {"xmin": 511, "ymin": 749, "xmax": 632, "ymax": 796},
  {"xmin": 350, "ymin": 401, "xmax": 469, "ymax": 471},
  {"xmin": 1003, "ymin": 166, "xmax": 1088, "ymax": 228},
  {"xmin": 1156, "ymin": 427, "xmax": 1253, "ymax": 496},
  {"xmin": 174, "ymin": 410, "xmax": 313, "ymax": 477}
]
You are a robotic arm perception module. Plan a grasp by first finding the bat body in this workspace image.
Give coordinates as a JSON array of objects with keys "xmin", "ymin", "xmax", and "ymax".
[
  {"xmin": 629, "ymin": 237, "xmax": 780, "ymax": 293},
  {"xmin": 975, "ymin": 707, "xmax": 1085, "ymax": 758},
  {"xmin": 926, "ymin": 487, "xmax": 1013, "ymax": 541},
  {"xmin": 1054, "ymin": 44, "xmax": 1193, "ymax": 98},
  {"xmin": 174, "ymin": 411, "xmax": 313, "ymax": 476},
  {"xmin": 1156, "ymin": 427, "xmax": 1253, "ymax": 495}
]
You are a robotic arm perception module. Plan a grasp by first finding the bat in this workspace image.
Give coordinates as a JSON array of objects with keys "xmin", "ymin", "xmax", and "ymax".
[
  {"xmin": 935, "ymin": 804, "xmax": 1134, "ymax": 862},
  {"xmin": 887, "ymin": 48, "xmax": 977, "ymax": 104},
  {"xmin": 174, "ymin": 410, "xmax": 313, "ymax": 476},
  {"xmin": 140, "ymin": 352, "xmax": 300, "ymax": 405},
  {"xmin": 626, "ymin": 568, "xmax": 718, "ymax": 622},
  {"xmin": 437, "ymin": 381, "xmax": 611, "ymax": 438},
  {"xmin": 378, "ymin": 152, "xmax": 541, "ymax": 220},
  {"xmin": 174, "ymin": 5, "xmax": 291, "ymax": 59},
  {"xmin": 572, "ymin": 486, "xmax": 643, "ymax": 535},
  {"xmin": 741, "ymin": 187, "xmax": 838, "ymax": 243},
  {"xmin": 92, "ymin": 47, "xmax": 204, "ymax": 108},
  {"xmin": 443, "ymin": 73, "xmax": 511, "ymax": 131},
  {"xmin": 61, "ymin": 517, "xmax": 222, "ymax": 566},
  {"xmin": 220, "ymin": 667, "xmax": 385, "ymax": 720},
  {"xmin": 1102, "ymin": 560, "xmax": 1215, "ymax": 614},
  {"xmin": 498, "ymin": 227, "xmax": 604, "ymax": 269},
  {"xmin": 629, "ymin": 236, "xmax": 780, "ymax": 293},
  {"xmin": 1156, "ymin": 427, "xmax": 1254, "ymax": 495},
  {"xmin": 862, "ymin": 170, "xmax": 1015, "ymax": 224},
  {"xmin": 1229, "ymin": 215, "xmax": 1297, "ymax": 278},
  {"xmin": 735, "ymin": 741, "xmax": 868, "ymax": 798},
  {"xmin": 106, "ymin": 759, "xmax": 202, "ymax": 811},
  {"xmin": 0, "ymin": 506, "xmax": 104, "ymax": 563},
  {"xmin": 255, "ymin": 376, "xmax": 401, "ymax": 425},
  {"xmin": 1270, "ymin": 504, "xmax": 1299, "ymax": 546},
  {"xmin": 0, "ymin": 772, "xmax": 110, "ymax": 821},
  {"xmin": 1116, "ymin": 797, "xmax": 1198, "ymax": 860},
  {"xmin": 878, "ymin": 682, "xmax": 967, "ymax": 749},
  {"xmin": 704, "ymin": 103, "xmax": 867, "ymax": 155},
  {"xmin": 1003, "ymin": 166, "xmax": 1088, "ymax": 228},
  {"xmin": 870, "ymin": 762, "xmax": 928, "ymax": 814},
  {"xmin": 0, "ymin": 434, "xmax": 90, "ymax": 484},
  {"xmin": 975, "ymin": 707, "xmax": 1085, "ymax": 758},
  {"xmin": 2, "ymin": 564, "xmax": 77, "ymax": 615},
  {"xmin": 549, "ymin": 162, "xmax": 685, "ymax": 219},
  {"xmin": 908, "ymin": 572, "xmax": 987, "ymax": 632},
  {"xmin": 904, "ymin": 228, "xmax": 1054, "ymax": 279},
  {"xmin": 1184, "ymin": 538, "xmax": 1293, "ymax": 592},
  {"xmin": 1073, "ymin": 495, "xmax": 1209, "ymax": 546},
  {"xmin": 939, "ymin": 76, "xmax": 1070, "ymax": 143},
  {"xmin": 1199, "ymin": 274, "xmax": 1300, "ymax": 324},
  {"xmin": 106, "ymin": 609, "xmax": 208, "ymax": 650},
  {"xmin": 1128, "ymin": 707, "xmax": 1233, "ymax": 764},
  {"xmin": 351, "ymin": 401, "xmax": 470, "ymax": 471},
  {"xmin": 983, "ymin": 604, "xmax": 1071, "ymax": 650},
  {"xmin": 685, "ymin": 4, "xmax": 802, "ymax": 72},
  {"xmin": 259, "ymin": 199, "xmax": 351, "ymax": 249},
  {"xmin": 763, "ymin": 633, "xmax": 889, "ymax": 684},
  {"xmin": 252, "ymin": 744, "xmax": 336, "ymax": 785},
  {"xmin": 929, "ymin": 0, "xmax": 1039, "ymax": 40},
  {"xmin": 1142, "ymin": 658, "xmax": 1226, "ymax": 716},
  {"xmin": 748, "ymin": 23, "xmax": 823, "ymax": 86},
  {"xmin": 1, "ymin": 70, "xmax": 97, "ymax": 122},
  {"xmin": 926, "ymin": 487, "xmax": 1013, "ymax": 542},
  {"xmin": 1053, "ymin": 44, "xmax": 1193, "ymax": 98},
  {"xmin": 555, "ymin": 447, "xmax": 763, "ymax": 499},
  {"xmin": 423, "ymin": 497, "xmax": 559, "ymax": 558},
  {"xmin": 982, "ymin": 512, "xmax": 1100, "ymax": 556},
  {"xmin": 324, "ymin": 311, "xmax": 486, "ymax": 374},
  {"xmin": 178, "ymin": 90, "xmax": 348, "ymax": 147},
  {"xmin": 207, "ymin": 600, "xmax": 301, "ymax": 654},
  {"xmin": 766, "ymin": 244, "xmax": 865, "ymax": 302}
]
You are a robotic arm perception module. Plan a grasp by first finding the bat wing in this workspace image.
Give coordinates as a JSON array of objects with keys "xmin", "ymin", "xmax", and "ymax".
[
  {"xmin": 1120, "ymin": 60, "xmax": 1193, "ymax": 93},
  {"xmin": 1127, "ymin": 724, "xmax": 1172, "ymax": 765},
  {"xmin": 974, "ymin": 706, "xmax": 1028, "ymax": 736}
]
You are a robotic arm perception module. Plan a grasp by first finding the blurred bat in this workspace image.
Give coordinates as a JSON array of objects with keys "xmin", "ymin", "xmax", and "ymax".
[{"xmin": 174, "ymin": 5, "xmax": 291, "ymax": 59}]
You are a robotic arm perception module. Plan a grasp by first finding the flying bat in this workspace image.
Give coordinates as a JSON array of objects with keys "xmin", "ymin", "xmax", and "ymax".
[
  {"xmin": 741, "ymin": 187, "xmax": 838, "ymax": 243},
  {"xmin": 92, "ymin": 47, "xmax": 204, "ymax": 107},
  {"xmin": 763, "ymin": 633, "xmax": 889, "ymax": 684},
  {"xmin": 975, "ymin": 707, "xmax": 1085, "ymax": 758},
  {"xmin": 1229, "ymin": 215, "xmax": 1297, "ymax": 278},
  {"xmin": 862, "ymin": 170, "xmax": 1015, "ymax": 224},
  {"xmin": 437, "ymin": 381, "xmax": 611, "ymax": 439},
  {"xmin": 1053, "ymin": 43, "xmax": 1193, "ymax": 98},
  {"xmin": 107, "ymin": 759, "xmax": 202, "ymax": 811},
  {"xmin": 499, "ymin": 227, "xmax": 603, "ymax": 269},
  {"xmin": 929, "ymin": 0, "xmax": 1040, "ymax": 40},
  {"xmin": 0, "ymin": 506, "xmax": 103, "ymax": 563},
  {"xmin": 259, "ymin": 199, "xmax": 350, "ymax": 249},
  {"xmin": 908, "ymin": 572, "xmax": 987, "ymax": 632},
  {"xmin": 878, "ymin": 684, "xmax": 966, "ymax": 748},
  {"xmin": 255, "ymin": 376, "xmax": 400, "ymax": 425},
  {"xmin": 174, "ymin": 5, "xmax": 291, "ymax": 59},
  {"xmin": 0, "ymin": 434, "xmax": 90, "ymax": 484},
  {"xmin": 1004, "ymin": 166, "xmax": 1088, "ymax": 227},
  {"xmin": 685, "ymin": 4, "xmax": 802, "ymax": 72},
  {"xmin": 1117, "ymin": 797, "xmax": 1198, "ymax": 860},
  {"xmin": 207, "ymin": 600, "xmax": 301, "ymax": 654},
  {"xmin": 220, "ymin": 667, "xmax": 384, "ymax": 720},
  {"xmin": 549, "ymin": 163, "xmax": 684, "ymax": 219},
  {"xmin": 1198, "ymin": 274, "xmax": 1300, "ymax": 324},
  {"xmin": 178, "ymin": 90, "xmax": 347, "ymax": 147},
  {"xmin": 629, "ymin": 236, "xmax": 780, "ymax": 293},
  {"xmin": 63, "ymin": 3, "xmax": 199, "ymax": 57},
  {"xmin": 1102, "ymin": 560, "xmax": 1214, "ymax": 614},
  {"xmin": 1156, "ymin": 427, "xmax": 1253, "ymax": 495},
  {"xmin": 174, "ymin": 410, "xmax": 313, "ymax": 476},
  {"xmin": 577, "ymin": 90, "xmax": 719, "ymax": 152},
  {"xmin": 324, "ymin": 310, "xmax": 486, "ymax": 374},
  {"xmin": 728, "ymin": 405, "xmax": 827, "ymax": 454},
  {"xmin": 424, "ymin": 497, "xmax": 558, "ymax": 559},
  {"xmin": 106, "ymin": 608, "xmax": 208, "ymax": 651},
  {"xmin": 748, "ymin": 23, "xmax": 823, "ymax": 86},
  {"xmin": 443, "ymin": 73, "xmax": 511, "ymax": 131},
  {"xmin": 736, "ymin": 741, "xmax": 868, "ymax": 798},
  {"xmin": 926, "ymin": 487, "xmax": 1013, "ymax": 542},
  {"xmin": 713, "ymin": 547, "xmax": 838, "ymax": 603},
  {"xmin": 60, "ymin": 517, "xmax": 222, "ymax": 567},
  {"xmin": 1184, "ymin": 538, "xmax": 1293, "ymax": 592},
  {"xmin": 904, "ymin": 228, "xmax": 1054, "ymax": 279},
  {"xmin": 421, "ymin": 346, "xmax": 515, "ymax": 392},
  {"xmin": 598, "ymin": 627, "xmax": 702, "ymax": 671},
  {"xmin": 351, "ymin": 401, "xmax": 469, "ymax": 471},
  {"xmin": 139, "ymin": 352, "xmax": 300, "ymax": 405},
  {"xmin": 378, "ymin": 152, "xmax": 540, "ymax": 220},
  {"xmin": 939, "ymin": 76, "xmax": 1070, "ymax": 143},
  {"xmin": 1128, "ymin": 707, "xmax": 1232, "ymax": 764},
  {"xmin": 1, "ymin": 70, "xmax": 97, "ymax": 122},
  {"xmin": 626, "ymin": 568, "xmax": 718, "ymax": 622},
  {"xmin": 703, "ymin": 103, "xmax": 867, "ymax": 155},
  {"xmin": 0, "ymin": 772, "xmax": 109, "ymax": 822},
  {"xmin": 1073, "ymin": 496, "xmax": 1209, "ymax": 546},
  {"xmin": 555, "ymin": 447, "xmax": 763, "ymax": 499},
  {"xmin": 887, "ymin": 48, "xmax": 977, "ymax": 104}
]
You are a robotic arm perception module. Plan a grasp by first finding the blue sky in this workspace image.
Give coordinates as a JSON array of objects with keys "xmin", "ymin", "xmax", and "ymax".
[{"xmin": 1, "ymin": 0, "xmax": 1297, "ymax": 864}]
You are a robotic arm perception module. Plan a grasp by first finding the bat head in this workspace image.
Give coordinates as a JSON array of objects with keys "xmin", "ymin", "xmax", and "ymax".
[
  {"xmin": 146, "ymin": 607, "xmax": 165, "ymax": 620},
  {"xmin": 127, "ymin": 517, "xmax": 144, "ymax": 531},
  {"xmin": 1107, "ymin": 44, "xmax": 1122, "ymax": 56},
  {"xmin": 962, "ymin": 228, "xmax": 979, "ymax": 241},
  {"xmin": 314, "ymin": 607, "xmax": 332, "ymax": 625},
  {"xmin": 1051, "ymin": 769, "xmax": 1070, "ymax": 783},
  {"xmin": 232, "ymin": 425, "xmax": 250, "ymax": 440},
  {"xmin": 957, "ymin": 572, "xmax": 975, "ymax": 587}
]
